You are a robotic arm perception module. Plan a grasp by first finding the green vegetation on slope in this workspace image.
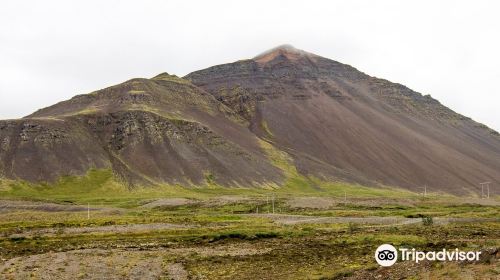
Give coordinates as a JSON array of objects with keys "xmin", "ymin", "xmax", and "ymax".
[{"xmin": 0, "ymin": 166, "xmax": 418, "ymax": 208}]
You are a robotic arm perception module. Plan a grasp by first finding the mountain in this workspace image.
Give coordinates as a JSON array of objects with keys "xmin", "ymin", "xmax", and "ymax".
[
  {"xmin": 186, "ymin": 45, "xmax": 500, "ymax": 195},
  {"xmin": 0, "ymin": 73, "xmax": 283, "ymax": 187},
  {"xmin": 1, "ymin": 45, "xmax": 499, "ymax": 195}
]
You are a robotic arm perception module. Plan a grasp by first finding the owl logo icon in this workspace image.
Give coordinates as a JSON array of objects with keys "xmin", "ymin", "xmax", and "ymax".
[{"xmin": 375, "ymin": 244, "xmax": 398, "ymax": 266}]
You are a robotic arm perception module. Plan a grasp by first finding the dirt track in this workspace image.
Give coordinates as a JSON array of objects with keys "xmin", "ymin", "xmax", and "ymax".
[{"xmin": 249, "ymin": 214, "xmax": 500, "ymax": 226}]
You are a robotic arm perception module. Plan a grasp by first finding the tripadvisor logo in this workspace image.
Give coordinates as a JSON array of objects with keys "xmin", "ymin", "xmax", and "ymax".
[
  {"xmin": 375, "ymin": 244, "xmax": 398, "ymax": 267},
  {"xmin": 375, "ymin": 244, "xmax": 482, "ymax": 267}
]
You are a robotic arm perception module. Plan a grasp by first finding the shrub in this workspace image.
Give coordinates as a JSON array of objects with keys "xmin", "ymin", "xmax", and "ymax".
[
  {"xmin": 254, "ymin": 232, "xmax": 278, "ymax": 239},
  {"xmin": 422, "ymin": 216, "xmax": 433, "ymax": 226}
]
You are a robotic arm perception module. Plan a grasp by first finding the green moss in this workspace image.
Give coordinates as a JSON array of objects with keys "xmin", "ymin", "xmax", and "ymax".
[
  {"xmin": 151, "ymin": 73, "xmax": 192, "ymax": 85},
  {"xmin": 64, "ymin": 107, "xmax": 99, "ymax": 116},
  {"xmin": 258, "ymin": 139, "xmax": 415, "ymax": 198},
  {"xmin": 261, "ymin": 121, "xmax": 274, "ymax": 138},
  {"xmin": 127, "ymin": 90, "xmax": 147, "ymax": 95},
  {"xmin": 0, "ymin": 169, "xmax": 203, "ymax": 206},
  {"xmin": 204, "ymin": 172, "xmax": 216, "ymax": 185}
]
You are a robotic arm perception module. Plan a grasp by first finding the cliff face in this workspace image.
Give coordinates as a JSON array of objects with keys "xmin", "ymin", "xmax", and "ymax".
[{"xmin": 1, "ymin": 45, "xmax": 499, "ymax": 194}]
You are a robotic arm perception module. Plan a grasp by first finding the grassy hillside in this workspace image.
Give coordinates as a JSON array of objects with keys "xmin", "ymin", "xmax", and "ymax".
[{"xmin": 0, "ymin": 167, "xmax": 419, "ymax": 206}]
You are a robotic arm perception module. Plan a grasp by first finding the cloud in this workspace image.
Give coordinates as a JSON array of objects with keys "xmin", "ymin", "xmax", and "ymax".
[{"xmin": 0, "ymin": 0, "xmax": 499, "ymax": 131}]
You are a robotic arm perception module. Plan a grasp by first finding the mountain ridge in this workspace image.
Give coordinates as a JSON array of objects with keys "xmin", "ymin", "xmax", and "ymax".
[{"xmin": 1, "ymin": 45, "xmax": 498, "ymax": 195}]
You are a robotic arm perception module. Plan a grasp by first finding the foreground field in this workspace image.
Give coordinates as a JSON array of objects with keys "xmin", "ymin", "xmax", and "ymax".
[
  {"xmin": 0, "ymin": 184, "xmax": 499, "ymax": 279},
  {"xmin": 0, "ymin": 172, "xmax": 499, "ymax": 279}
]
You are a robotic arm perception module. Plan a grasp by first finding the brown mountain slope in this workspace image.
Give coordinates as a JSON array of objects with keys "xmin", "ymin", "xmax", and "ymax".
[
  {"xmin": 1, "ymin": 46, "xmax": 498, "ymax": 195},
  {"xmin": 186, "ymin": 45, "xmax": 500, "ymax": 195},
  {"xmin": 0, "ymin": 74, "xmax": 283, "ymax": 186}
]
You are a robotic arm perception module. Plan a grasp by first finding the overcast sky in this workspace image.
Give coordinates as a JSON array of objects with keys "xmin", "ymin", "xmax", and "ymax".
[{"xmin": 1, "ymin": 0, "xmax": 499, "ymax": 131}]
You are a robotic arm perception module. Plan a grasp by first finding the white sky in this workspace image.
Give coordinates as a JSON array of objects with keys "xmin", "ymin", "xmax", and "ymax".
[{"xmin": 1, "ymin": 0, "xmax": 499, "ymax": 131}]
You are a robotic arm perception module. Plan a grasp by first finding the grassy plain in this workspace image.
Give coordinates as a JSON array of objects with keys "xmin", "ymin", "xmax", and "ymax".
[{"xmin": 0, "ymin": 171, "xmax": 498, "ymax": 279}]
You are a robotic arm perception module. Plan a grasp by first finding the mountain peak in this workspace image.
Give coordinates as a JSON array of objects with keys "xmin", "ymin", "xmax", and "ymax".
[
  {"xmin": 253, "ymin": 44, "xmax": 314, "ymax": 64},
  {"xmin": 258, "ymin": 44, "xmax": 298, "ymax": 53}
]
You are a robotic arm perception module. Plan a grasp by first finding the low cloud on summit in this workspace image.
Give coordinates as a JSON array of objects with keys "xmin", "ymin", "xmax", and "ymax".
[{"xmin": 0, "ymin": 0, "xmax": 499, "ymax": 131}]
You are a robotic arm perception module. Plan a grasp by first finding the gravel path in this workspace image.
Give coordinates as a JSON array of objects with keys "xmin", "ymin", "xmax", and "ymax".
[{"xmin": 248, "ymin": 214, "xmax": 500, "ymax": 226}]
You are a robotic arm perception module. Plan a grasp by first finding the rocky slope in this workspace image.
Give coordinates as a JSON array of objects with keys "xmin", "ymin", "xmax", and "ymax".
[
  {"xmin": 0, "ymin": 73, "xmax": 282, "ymax": 187},
  {"xmin": 1, "ymin": 45, "xmax": 499, "ymax": 194},
  {"xmin": 186, "ymin": 45, "xmax": 500, "ymax": 194}
]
